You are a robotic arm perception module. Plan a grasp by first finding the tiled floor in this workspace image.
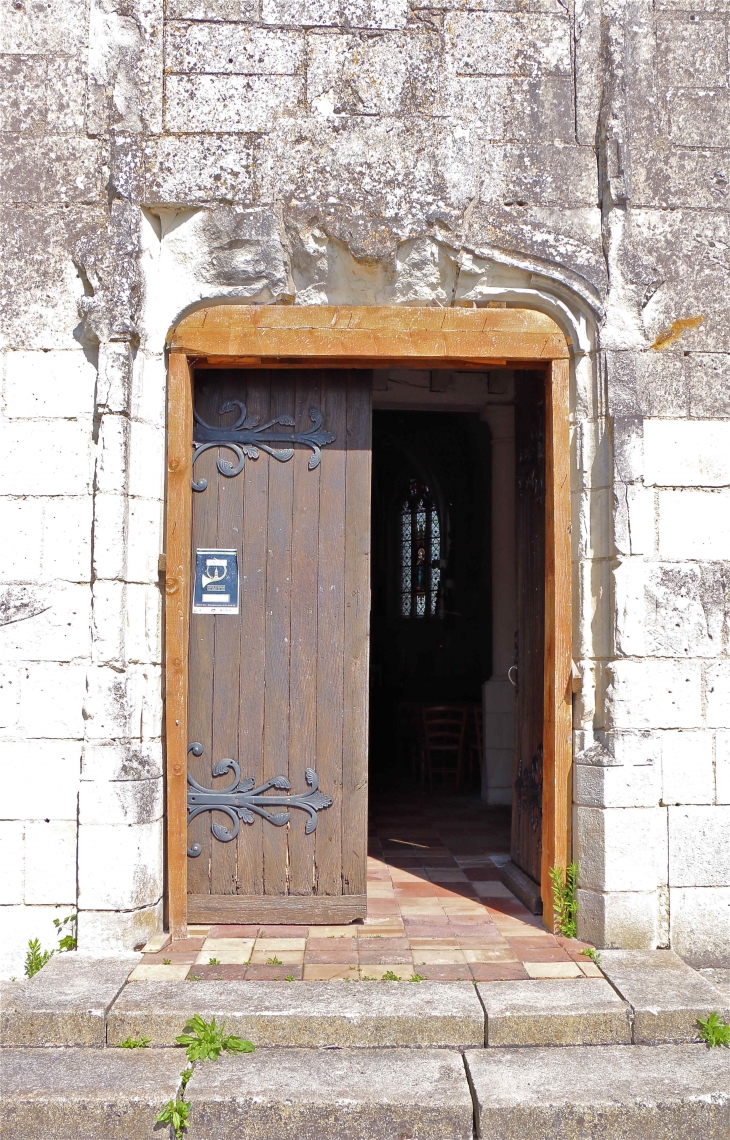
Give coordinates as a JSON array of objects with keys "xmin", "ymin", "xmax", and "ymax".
[{"xmin": 133, "ymin": 796, "xmax": 598, "ymax": 982}]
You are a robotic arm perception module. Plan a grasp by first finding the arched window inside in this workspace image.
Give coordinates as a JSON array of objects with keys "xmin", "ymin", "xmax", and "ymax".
[{"xmin": 400, "ymin": 479, "xmax": 441, "ymax": 618}]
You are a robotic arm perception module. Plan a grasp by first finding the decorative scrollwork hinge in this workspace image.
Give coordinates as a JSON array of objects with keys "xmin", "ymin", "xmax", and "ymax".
[
  {"xmin": 192, "ymin": 401, "xmax": 336, "ymax": 491},
  {"xmin": 186, "ymin": 743, "xmax": 333, "ymax": 857}
]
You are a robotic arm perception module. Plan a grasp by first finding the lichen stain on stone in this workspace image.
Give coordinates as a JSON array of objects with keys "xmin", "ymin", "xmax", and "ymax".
[{"xmin": 651, "ymin": 315, "xmax": 704, "ymax": 350}]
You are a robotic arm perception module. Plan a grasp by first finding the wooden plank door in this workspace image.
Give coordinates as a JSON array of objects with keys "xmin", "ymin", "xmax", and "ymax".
[
  {"xmin": 186, "ymin": 368, "xmax": 371, "ymax": 924},
  {"xmin": 510, "ymin": 371, "xmax": 546, "ymax": 893}
]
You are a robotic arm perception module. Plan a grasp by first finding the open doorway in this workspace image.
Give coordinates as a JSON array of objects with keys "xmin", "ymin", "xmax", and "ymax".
[{"xmin": 368, "ymin": 367, "xmax": 548, "ymax": 916}]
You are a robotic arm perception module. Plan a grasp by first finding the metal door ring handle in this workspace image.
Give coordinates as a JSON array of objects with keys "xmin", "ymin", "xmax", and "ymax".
[{"xmin": 507, "ymin": 665, "xmax": 518, "ymax": 688}]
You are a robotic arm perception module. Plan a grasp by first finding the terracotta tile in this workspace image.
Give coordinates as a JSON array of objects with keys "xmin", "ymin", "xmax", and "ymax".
[
  {"xmin": 192, "ymin": 965, "xmax": 249, "ymax": 981},
  {"xmin": 254, "ymin": 938, "xmax": 306, "ymax": 951},
  {"xmin": 303, "ymin": 964, "xmax": 359, "ymax": 981},
  {"xmin": 255, "ymin": 926, "xmax": 310, "ymax": 938},
  {"xmin": 469, "ymin": 963, "xmax": 530, "ymax": 982},
  {"xmin": 358, "ymin": 952, "xmax": 414, "ymax": 966},
  {"xmin": 366, "ymin": 899, "xmax": 401, "ymax": 914},
  {"xmin": 426, "ymin": 870, "xmax": 469, "ymax": 883},
  {"xmin": 245, "ymin": 965, "xmax": 303, "ymax": 980},
  {"xmin": 359, "ymin": 964, "xmax": 414, "ymax": 981},
  {"xmin": 196, "ymin": 948, "xmax": 252, "ymax": 965},
  {"xmin": 357, "ymin": 935, "xmax": 410, "ymax": 950},
  {"xmin": 361, "ymin": 918, "xmax": 404, "ymax": 931},
  {"xmin": 579, "ymin": 960, "xmax": 603, "ymax": 977},
  {"xmin": 413, "ymin": 948, "xmax": 467, "ymax": 965},
  {"xmin": 408, "ymin": 938, "xmax": 460, "ymax": 949},
  {"xmin": 507, "ymin": 947, "xmax": 572, "ymax": 963},
  {"xmin": 129, "ymin": 963, "xmax": 191, "ymax": 981},
  {"xmin": 463, "ymin": 868, "xmax": 502, "ymax": 881},
  {"xmin": 306, "ymin": 926, "xmax": 358, "ymax": 939},
  {"xmin": 200, "ymin": 934, "xmax": 255, "ymax": 953},
  {"xmin": 523, "ymin": 961, "xmax": 582, "ymax": 979},
  {"xmin": 143, "ymin": 951, "xmax": 199, "ymax": 964},
  {"xmin": 250, "ymin": 950, "xmax": 305, "ymax": 965},
  {"xmin": 456, "ymin": 936, "xmax": 509, "ymax": 949},
  {"xmin": 463, "ymin": 948, "xmax": 519, "ymax": 964},
  {"xmin": 413, "ymin": 965, "xmax": 471, "ymax": 981},
  {"xmin": 208, "ymin": 925, "xmax": 260, "ymax": 938},
  {"xmin": 305, "ymin": 949, "xmax": 364, "ymax": 964},
  {"xmin": 162, "ymin": 938, "xmax": 205, "ymax": 952}
]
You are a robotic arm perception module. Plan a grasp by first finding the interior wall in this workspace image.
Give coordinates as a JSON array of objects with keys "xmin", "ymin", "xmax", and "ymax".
[{"xmin": 372, "ymin": 367, "xmax": 516, "ymax": 803}]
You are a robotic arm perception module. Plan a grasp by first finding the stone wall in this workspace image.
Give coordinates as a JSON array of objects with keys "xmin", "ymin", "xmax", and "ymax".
[{"xmin": 0, "ymin": 0, "xmax": 728, "ymax": 975}]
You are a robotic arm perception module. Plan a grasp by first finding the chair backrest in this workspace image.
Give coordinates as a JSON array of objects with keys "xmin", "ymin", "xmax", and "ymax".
[{"xmin": 421, "ymin": 705, "xmax": 468, "ymax": 761}]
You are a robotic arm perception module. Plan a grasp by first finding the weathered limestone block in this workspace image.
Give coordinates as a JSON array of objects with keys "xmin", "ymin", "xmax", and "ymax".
[
  {"xmin": 669, "ymin": 806, "xmax": 730, "ymax": 888},
  {"xmin": 262, "ymin": 0, "xmax": 409, "ymax": 29},
  {"xmin": 78, "ymin": 818, "xmax": 163, "ymax": 910},
  {"xmin": 466, "ymin": 1044, "xmax": 730, "ymax": 1139},
  {"xmin": 671, "ymin": 887, "xmax": 730, "ymax": 968},
  {"xmin": 4, "ymin": 350, "xmax": 97, "ymax": 420},
  {"xmin": 669, "ymin": 90, "xmax": 730, "ymax": 147},
  {"xmin": 0, "ymin": 55, "xmax": 85, "ymax": 136},
  {"xmin": 606, "ymin": 659, "xmax": 703, "ymax": 730},
  {"xmin": 24, "ymin": 820, "xmax": 77, "ymax": 905},
  {"xmin": 445, "ymin": 11, "xmax": 571, "ymax": 78},
  {"xmin": 79, "ymin": 774, "xmax": 164, "ymax": 828},
  {"xmin": 187, "ymin": 1048, "xmax": 473, "ymax": 1140},
  {"xmin": 1, "ymin": 1047, "xmax": 182, "ymax": 1138},
  {"xmin": 478, "ymin": 143, "xmax": 597, "ymax": 208},
  {"xmin": 306, "ymin": 29, "xmax": 441, "ymax": 116},
  {"xmin": 575, "ymin": 806, "xmax": 667, "ymax": 893},
  {"xmin": 606, "ymin": 350, "xmax": 687, "ymax": 417},
  {"xmin": 166, "ymin": 22, "xmax": 305, "ymax": 75},
  {"xmin": 87, "ymin": 0, "xmax": 163, "ymax": 136},
  {"xmin": 79, "ymin": 901, "xmax": 164, "ymax": 953},
  {"xmin": 0, "ymin": 0, "xmax": 90, "ymax": 55},
  {"xmin": 659, "ymin": 490, "xmax": 730, "ymax": 560},
  {"xmin": 632, "ymin": 145, "xmax": 730, "ymax": 210},
  {"xmin": 656, "ymin": 13, "xmax": 727, "ymax": 87},
  {"xmin": 109, "ymin": 979, "xmax": 485, "ymax": 1047},
  {"xmin": 2, "ymin": 739, "xmax": 81, "ymax": 821},
  {"xmin": 0, "ymin": 953, "xmax": 138, "ymax": 1047},
  {"xmin": 598, "ymin": 949, "xmax": 730, "ymax": 1042},
  {"xmin": 165, "ymin": 74, "xmax": 303, "ymax": 133},
  {"xmin": 143, "ymin": 135, "xmax": 255, "ymax": 206},
  {"xmin": 614, "ymin": 561, "xmax": 730, "ymax": 658},
  {"xmin": 443, "ymin": 75, "xmax": 575, "ymax": 143},
  {"xmin": 478, "ymin": 979, "xmax": 631, "ymax": 1046},
  {"xmin": 0, "ymin": 138, "xmax": 104, "ymax": 206},
  {"xmin": 661, "ymin": 731, "xmax": 715, "ymax": 806},
  {"xmin": 687, "ymin": 353, "xmax": 730, "ymax": 418},
  {"xmin": 645, "ymin": 420, "xmax": 730, "ymax": 487}
]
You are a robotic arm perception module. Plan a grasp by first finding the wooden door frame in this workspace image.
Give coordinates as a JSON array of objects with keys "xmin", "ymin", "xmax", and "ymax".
[{"xmin": 164, "ymin": 305, "xmax": 572, "ymax": 939}]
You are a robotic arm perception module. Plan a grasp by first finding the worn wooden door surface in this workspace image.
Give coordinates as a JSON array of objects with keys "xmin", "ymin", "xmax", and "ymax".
[
  {"xmin": 510, "ymin": 372, "xmax": 546, "ymax": 892},
  {"xmin": 186, "ymin": 368, "xmax": 371, "ymax": 924}
]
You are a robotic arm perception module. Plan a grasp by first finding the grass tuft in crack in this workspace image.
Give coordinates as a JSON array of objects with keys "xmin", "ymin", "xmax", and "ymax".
[
  {"xmin": 117, "ymin": 1036, "xmax": 151, "ymax": 1049},
  {"xmin": 549, "ymin": 862, "xmax": 578, "ymax": 938},
  {"xmin": 697, "ymin": 1012, "xmax": 730, "ymax": 1047},
  {"xmin": 176, "ymin": 1014, "xmax": 254, "ymax": 1063},
  {"xmin": 156, "ymin": 1097, "xmax": 189, "ymax": 1140}
]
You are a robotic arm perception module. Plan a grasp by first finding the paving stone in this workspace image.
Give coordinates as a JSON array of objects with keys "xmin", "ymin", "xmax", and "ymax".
[
  {"xmin": 187, "ymin": 1047, "xmax": 473, "ymax": 1140},
  {"xmin": 466, "ymin": 1044, "xmax": 730, "ymax": 1140},
  {"xmin": 0, "ymin": 953, "xmax": 138, "ymax": 1047},
  {"xmin": 598, "ymin": 949, "xmax": 730, "ymax": 1044},
  {"xmin": 478, "ymin": 978, "xmax": 631, "ymax": 1046},
  {"xmin": 700, "ymin": 968, "xmax": 730, "ymax": 1003},
  {"xmin": 107, "ymin": 979, "xmax": 484, "ymax": 1047},
  {"xmin": 1, "ymin": 1047, "xmax": 183, "ymax": 1140}
]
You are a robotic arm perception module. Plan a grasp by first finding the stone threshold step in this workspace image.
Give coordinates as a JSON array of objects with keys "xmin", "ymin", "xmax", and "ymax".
[
  {"xmin": 3, "ymin": 1044, "xmax": 728, "ymax": 1140},
  {"xmin": 3, "ymin": 950, "xmax": 729, "ymax": 1051}
]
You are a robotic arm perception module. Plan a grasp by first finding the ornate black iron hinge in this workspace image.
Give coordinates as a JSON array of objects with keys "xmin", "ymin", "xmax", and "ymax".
[
  {"xmin": 186, "ymin": 743, "xmax": 333, "ymax": 857},
  {"xmin": 192, "ymin": 401, "xmax": 336, "ymax": 491}
]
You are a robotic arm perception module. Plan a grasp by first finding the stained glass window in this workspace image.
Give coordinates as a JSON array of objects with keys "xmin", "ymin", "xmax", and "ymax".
[{"xmin": 399, "ymin": 480, "xmax": 441, "ymax": 619}]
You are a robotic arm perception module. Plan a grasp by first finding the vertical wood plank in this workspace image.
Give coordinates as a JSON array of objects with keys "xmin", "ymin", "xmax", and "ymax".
[
  {"xmin": 315, "ymin": 376, "xmax": 347, "ymax": 895},
  {"xmin": 541, "ymin": 357, "xmax": 573, "ymax": 931},
  {"xmin": 210, "ymin": 372, "xmax": 246, "ymax": 896},
  {"xmin": 236, "ymin": 373, "xmax": 270, "ymax": 897},
  {"xmin": 341, "ymin": 371, "xmax": 372, "ymax": 899},
  {"xmin": 186, "ymin": 376, "xmax": 219, "ymax": 896},
  {"xmin": 262, "ymin": 373, "xmax": 295, "ymax": 895},
  {"xmin": 165, "ymin": 353, "xmax": 193, "ymax": 940},
  {"xmin": 288, "ymin": 371, "xmax": 322, "ymax": 896}
]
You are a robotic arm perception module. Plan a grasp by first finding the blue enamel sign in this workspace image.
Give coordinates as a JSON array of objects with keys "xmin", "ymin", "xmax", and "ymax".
[{"xmin": 193, "ymin": 549, "xmax": 239, "ymax": 615}]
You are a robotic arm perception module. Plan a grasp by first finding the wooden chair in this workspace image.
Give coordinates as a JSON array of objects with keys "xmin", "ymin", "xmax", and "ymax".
[
  {"xmin": 465, "ymin": 703, "xmax": 483, "ymax": 791},
  {"xmin": 421, "ymin": 705, "xmax": 468, "ymax": 791}
]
